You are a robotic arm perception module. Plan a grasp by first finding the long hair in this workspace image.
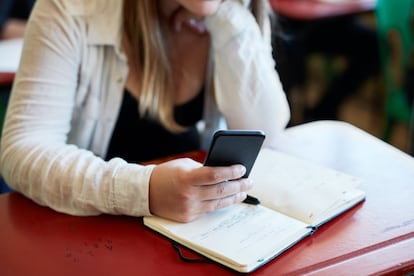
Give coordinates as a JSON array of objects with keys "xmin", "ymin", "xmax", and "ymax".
[
  {"xmin": 123, "ymin": 0, "xmax": 182, "ymax": 132},
  {"xmin": 122, "ymin": 0, "xmax": 275, "ymax": 133}
]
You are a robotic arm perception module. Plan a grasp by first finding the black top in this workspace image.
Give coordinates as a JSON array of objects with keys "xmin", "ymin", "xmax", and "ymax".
[{"xmin": 106, "ymin": 90, "xmax": 204, "ymax": 163}]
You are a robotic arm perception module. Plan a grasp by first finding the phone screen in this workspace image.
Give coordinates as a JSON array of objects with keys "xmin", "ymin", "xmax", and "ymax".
[{"xmin": 203, "ymin": 130, "xmax": 266, "ymax": 178}]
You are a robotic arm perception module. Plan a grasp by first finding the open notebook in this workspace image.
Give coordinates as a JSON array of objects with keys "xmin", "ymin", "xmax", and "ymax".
[{"xmin": 144, "ymin": 148, "xmax": 365, "ymax": 273}]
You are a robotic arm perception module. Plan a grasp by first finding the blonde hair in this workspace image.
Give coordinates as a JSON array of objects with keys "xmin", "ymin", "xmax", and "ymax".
[
  {"xmin": 123, "ymin": 0, "xmax": 181, "ymax": 132},
  {"xmin": 122, "ymin": 0, "xmax": 273, "ymax": 133}
]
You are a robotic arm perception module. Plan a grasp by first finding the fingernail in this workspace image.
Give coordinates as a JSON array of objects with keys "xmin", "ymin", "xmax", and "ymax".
[
  {"xmin": 188, "ymin": 18, "xmax": 197, "ymax": 26},
  {"xmin": 239, "ymin": 165, "xmax": 246, "ymax": 175},
  {"xmin": 240, "ymin": 192, "xmax": 247, "ymax": 201},
  {"xmin": 196, "ymin": 23, "xmax": 206, "ymax": 33},
  {"xmin": 188, "ymin": 19, "xmax": 206, "ymax": 33},
  {"xmin": 245, "ymin": 178, "xmax": 253, "ymax": 188}
]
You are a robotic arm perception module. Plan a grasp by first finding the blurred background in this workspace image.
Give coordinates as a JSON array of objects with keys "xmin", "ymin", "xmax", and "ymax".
[{"xmin": 271, "ymin": 0, "xmax": 414, "ymax": 155}]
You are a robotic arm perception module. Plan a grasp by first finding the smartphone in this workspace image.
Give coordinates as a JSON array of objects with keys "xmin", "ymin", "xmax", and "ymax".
[{"xmin": 203, "ymin": 130, "xmax": 266, "ymax": 178}]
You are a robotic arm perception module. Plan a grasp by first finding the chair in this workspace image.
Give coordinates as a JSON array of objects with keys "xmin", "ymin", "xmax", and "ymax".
[{"xmin": 375, "ymin": 0, "xmax": 414, "ymax": 149}]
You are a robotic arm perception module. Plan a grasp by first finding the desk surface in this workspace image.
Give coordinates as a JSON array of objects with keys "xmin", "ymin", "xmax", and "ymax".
[
  {"xmin": 270, "ymin": 0, "xmax": 377, "ymax": 20},
  {"xmin": 1, "ymin": 121, "xmax": 414, "ymax": 276}
]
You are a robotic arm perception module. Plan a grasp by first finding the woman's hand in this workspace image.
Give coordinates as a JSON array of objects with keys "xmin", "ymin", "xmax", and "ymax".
[
  {"xmin": 169, "ymin": 0, "xmax": 224, "ymax": 34},
  {"xmin": 167, "ymin": 0, "xmax": 252, "ymax": 34},
  {"xmin": 170, "ymin": 6, "xmax": 208, "ymax": 34},
  {"xmin": 148, "ymin": 158, "xmax": 252, "ymax": 222}
]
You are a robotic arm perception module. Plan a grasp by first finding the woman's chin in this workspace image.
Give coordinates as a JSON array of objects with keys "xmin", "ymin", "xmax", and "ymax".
[{"xmin": 181, "ymin": 0, "xmax": 222, "ymax": 16}]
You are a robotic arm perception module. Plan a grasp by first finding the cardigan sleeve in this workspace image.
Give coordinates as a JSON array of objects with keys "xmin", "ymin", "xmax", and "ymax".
[
  {"xmin": 205, "ymin": 1, "xmax": 290, "ymax": 149},
  {"xmin": 0, "ymin": 0, "xmax": 154, "ymax": 217}
]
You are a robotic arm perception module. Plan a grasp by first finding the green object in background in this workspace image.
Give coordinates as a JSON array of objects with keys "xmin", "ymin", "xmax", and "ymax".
[
  {"xmin": 0, "ymin": 90, "xmax": 8, "ymax": 137},
  {"xmin": 0, "ymin": 88, "xmax": 10, "ymax": 193},
  {"xmin": 0, "ymin": 98, "xmax": 6, "ymax": 137},
  {"xmin": 0, "ymin": 85, "xmax": 12, "ymax": 137},
  {"xmin": 376, "ymin": 0, "xmax": 414, "ymax": 142}
]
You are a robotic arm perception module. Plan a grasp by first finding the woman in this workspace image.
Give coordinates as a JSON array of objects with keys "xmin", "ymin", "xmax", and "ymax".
[{"xmin": 0, "ymin": 0, "xmax": 289, "ymax": 222}]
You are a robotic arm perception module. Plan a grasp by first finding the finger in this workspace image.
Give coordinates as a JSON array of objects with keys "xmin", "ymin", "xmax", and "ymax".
[
  {"xmin": 193, "ymin": 165, "xmax": 247, "ymax": 186},
  {"xmin": 203, "ymin": 192, "xmax": 248, "ymax": 213},
  {"xmin": 173, "ymin": 180, "xmax": 251, "ymax": 222},
  {"xmin": 184, "ymin": 19, "xmax": 206, "ymax": 34},
  {"xmin": 171, "ymin": 7, "xmax": 206, "ymax": 34},
  {"xmin": 202, "ymin": 178, "xmax": 253, "ymax": 201}
]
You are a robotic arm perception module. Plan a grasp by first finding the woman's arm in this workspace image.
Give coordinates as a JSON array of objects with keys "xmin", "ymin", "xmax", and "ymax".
[
  {"xmin": 0, "ymin": 0, "xmax": 154, "ymax": 217},
  {"xmin": 205, "ymin": 1, "xmax": 290, "ymax": 149},
  {"xmin": 0, "ymin": 0, "xmax": 255, "ymax": 222}
]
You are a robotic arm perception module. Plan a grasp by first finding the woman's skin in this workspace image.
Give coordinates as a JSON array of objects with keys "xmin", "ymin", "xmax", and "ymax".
[{"xmin": 142, "ymin": 0, "xmax": 253, "ymax": 223}]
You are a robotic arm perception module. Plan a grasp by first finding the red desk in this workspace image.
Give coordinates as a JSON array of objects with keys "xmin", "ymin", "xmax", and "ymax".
[
  {"xmin": 1, "ymin": 121, "xmax": 414, "ymax": 275},
  {"xmin": 270, "ymin": 0, "xmax": 377, "ymax": 20},
  {"xmin": 0, "ymin": 72, "xmax": 14, "ymax": 87}
]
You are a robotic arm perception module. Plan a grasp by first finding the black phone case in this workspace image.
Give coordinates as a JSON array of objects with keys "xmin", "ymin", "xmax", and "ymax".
[{"xmin": 203, "ymin": 130, "xmax": 266, "ymax": 178}]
